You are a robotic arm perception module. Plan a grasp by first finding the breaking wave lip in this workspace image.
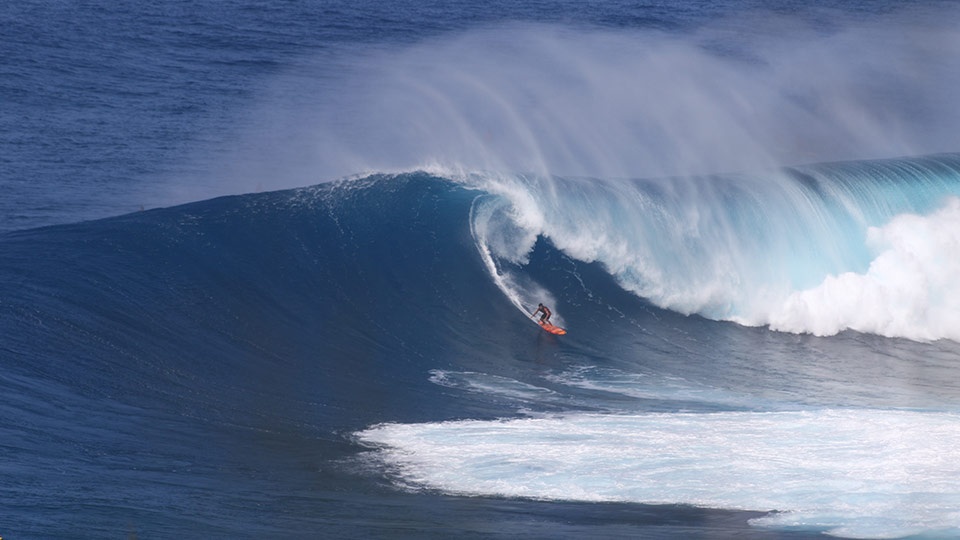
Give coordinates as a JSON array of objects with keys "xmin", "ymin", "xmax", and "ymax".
[
  {"xmin": 457, "ymin": 155, "xmax": 960, "ymax": 343},
  {"xmin": 356, "ymin": 409, "xmax": 960, "ymax": 539},
  {"xmin": 221, "ymin": 8, "xmax": 960, "ymax": 194}
]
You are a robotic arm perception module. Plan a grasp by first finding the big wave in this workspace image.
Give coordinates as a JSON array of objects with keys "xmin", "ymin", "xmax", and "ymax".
[
  {"xmin": 174, "ymin": 10, "xmax": 960, "ymax": 343},
  {"xmin": 463, "ymin": 154, "xmax": 960, "ymax": 342}
]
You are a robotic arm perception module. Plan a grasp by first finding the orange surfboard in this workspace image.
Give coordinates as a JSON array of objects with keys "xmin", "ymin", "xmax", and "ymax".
[{"xmin": 538, "ymin": 321, "xmax": 567, "ymax": 335}]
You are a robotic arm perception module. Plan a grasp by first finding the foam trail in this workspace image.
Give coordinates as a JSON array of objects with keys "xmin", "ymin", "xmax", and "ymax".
[
  {"xmin": 358, "ymin": 410, "xmax": 960, "ymax": 539},
  {"xmin": 545, "ymin": 366, "xmax": 778, "ymax": 411},
  {"xmin": 429, "ymin": 370, "xmax": 569, "ymax": 407}
]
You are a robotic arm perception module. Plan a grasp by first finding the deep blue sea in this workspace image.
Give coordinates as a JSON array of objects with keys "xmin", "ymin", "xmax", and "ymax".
[{"xmin": 3, "ymin": 1, "xmax": 960, "ymax": 538}]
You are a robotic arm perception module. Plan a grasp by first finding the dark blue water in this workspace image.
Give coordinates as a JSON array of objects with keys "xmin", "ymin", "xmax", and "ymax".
[
  {"xmin": 3, "ymin": 1, "xmax": 960, "ymax": 538},
  {"xmin": 3, "ymin": 0, "xmax": 734, "ymax": 231}
]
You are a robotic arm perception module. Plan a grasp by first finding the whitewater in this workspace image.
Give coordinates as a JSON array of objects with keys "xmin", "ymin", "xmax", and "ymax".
[{"xmin": 359, "ymin": 409, "xmax": 960, "ymax": 539}]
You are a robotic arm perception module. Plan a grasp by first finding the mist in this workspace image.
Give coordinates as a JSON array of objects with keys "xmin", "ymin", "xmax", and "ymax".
[{"xmin": 187, "ymin": 4, "xmax": 960, "ymax": 199}]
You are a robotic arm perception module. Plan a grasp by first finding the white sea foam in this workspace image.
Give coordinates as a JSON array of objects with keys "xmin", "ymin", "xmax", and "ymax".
[
  {"xmin": 761, "ymin": 198, "xmax": 960, "ymax": 341},
  {"xmin": 358, "ymin": 409, "xmax": 960, "ymax": 538}
]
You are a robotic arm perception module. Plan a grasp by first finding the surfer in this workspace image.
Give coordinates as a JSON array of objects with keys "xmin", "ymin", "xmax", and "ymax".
[{"xmin": 532, "ymin": 303, "xmax": 552, "ymax": 324}]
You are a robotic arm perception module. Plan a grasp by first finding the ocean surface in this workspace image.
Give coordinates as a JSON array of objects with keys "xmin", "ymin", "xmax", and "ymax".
[{"xmin": 3, "ymin": 1, "xmax": 960, "ymax": 538}]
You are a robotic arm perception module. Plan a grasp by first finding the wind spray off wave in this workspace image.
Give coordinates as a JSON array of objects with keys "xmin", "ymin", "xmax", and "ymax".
[{"xmin": 219, "ymin": 8, "xmax": 960, "ymax": 194}]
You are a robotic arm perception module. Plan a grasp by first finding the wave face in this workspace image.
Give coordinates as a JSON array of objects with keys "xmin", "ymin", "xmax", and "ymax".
[{"xmin": 3, "ymin": 166, "xmax": 959, "ymax": 538}]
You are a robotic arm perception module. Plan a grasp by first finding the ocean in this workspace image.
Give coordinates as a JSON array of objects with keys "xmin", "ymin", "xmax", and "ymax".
[{"xmin": 2, "ymin": 1, "xmax": 960, "ymax": 538}]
